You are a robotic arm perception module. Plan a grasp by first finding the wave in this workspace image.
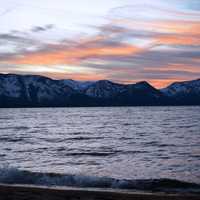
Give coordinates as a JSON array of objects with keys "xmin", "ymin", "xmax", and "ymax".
[{"xmin": 0, "ymin": 167, "xmax": 200, "ymax": 193}]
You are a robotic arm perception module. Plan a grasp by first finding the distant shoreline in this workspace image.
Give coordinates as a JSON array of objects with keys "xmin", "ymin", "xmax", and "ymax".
[
  {"xmin": 1, "ymin": 105, "xmax": 200, "ymax": 109},
  {"xmin": 0, "ymin": 184, "xmax": 199, "ymax": 200},
  {"xmin": 1, "ymin": 74, "xmax": 200, "ymax": 107}
]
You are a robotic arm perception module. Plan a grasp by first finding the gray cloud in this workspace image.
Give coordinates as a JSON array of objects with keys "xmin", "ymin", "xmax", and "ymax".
[{"xmin": 31, "ymin": 24, "xmax": 54, "ymax": 32}]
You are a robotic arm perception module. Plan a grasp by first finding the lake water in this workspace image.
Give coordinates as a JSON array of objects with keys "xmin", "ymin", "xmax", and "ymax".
[{"xmin": 0, "ymin": 106, "xmax": 200, "ymax": 191}]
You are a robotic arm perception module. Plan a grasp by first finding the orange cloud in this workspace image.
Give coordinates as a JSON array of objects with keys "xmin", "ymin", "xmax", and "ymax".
[
  {"xmin": 150, "ymin": 20, "xmax": 200, "ymax": 35},
  {"xmin": 145, "ymin": 62, "xmax": 200, "ymax": 88},
  {"xmin": 10, "ymin": 43, "xmax": 142, "ymax": 66},
  {"xmin": 148, "ymin": 63, "xmax": 200, "ymax": 73},
  {"xmin": 156, "ymin": 35, "xmax": 200, "ymax": 46},
  {"xmin": 116, "ymin": 19, "xmax": 200, "ymax": 35}
]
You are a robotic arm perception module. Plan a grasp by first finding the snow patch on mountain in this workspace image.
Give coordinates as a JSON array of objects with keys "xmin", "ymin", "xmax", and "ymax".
[
  {"xmin": 84, "ymin": 80, "xmax": 126, "ymax": 98},
  {"xmin": 161, "ymin": 79, "xmax": 200, "ymax": 97},
  {"xmin": 0, "ymin": 75, "xmax": 21, "ymax": 98},
  {"xmin": 61, "ymin": 79, "xmax": 95, "ymax": 91}
]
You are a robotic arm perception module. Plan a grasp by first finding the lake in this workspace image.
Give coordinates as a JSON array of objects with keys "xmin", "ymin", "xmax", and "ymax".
[{"xmin": 0, "ymin": 106, "xmax": 200, "ymax": 190}]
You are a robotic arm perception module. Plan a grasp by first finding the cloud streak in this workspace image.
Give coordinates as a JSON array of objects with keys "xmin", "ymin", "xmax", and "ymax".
[{"xmin": 0, "ymin": 1, "xmax": 200, "ymax": 88}]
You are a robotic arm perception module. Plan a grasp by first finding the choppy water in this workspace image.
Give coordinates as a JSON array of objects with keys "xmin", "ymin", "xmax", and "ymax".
[{"xmin": 0, "ymin": 106, "xmax": 200, "ymax": 191}]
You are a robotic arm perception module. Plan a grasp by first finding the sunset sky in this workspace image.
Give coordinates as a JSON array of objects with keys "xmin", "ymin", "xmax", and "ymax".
[{"xmin": 0, "ymin": 0, "xmax": 200, "ymax": 88}]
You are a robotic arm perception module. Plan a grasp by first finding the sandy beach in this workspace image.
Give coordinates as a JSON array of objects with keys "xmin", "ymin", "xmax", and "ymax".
[{"xmin": 0, "ymin": 184, "xmax": 199, "ymax": 200}]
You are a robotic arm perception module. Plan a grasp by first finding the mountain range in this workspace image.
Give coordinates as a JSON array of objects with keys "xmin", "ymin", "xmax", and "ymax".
[{"xmin": 0, "ymin": 74, "xmax": 200, "ymax": 107}]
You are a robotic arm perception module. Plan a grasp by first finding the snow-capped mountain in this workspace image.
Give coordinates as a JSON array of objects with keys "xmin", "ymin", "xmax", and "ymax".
[
  {"xmin": 60, "ymin": 79, "xmax": 95, "ymax": 91},
  {"xmin": 0, "ymin": 74, "xmax": 22, "ymax": 98},
  {"xmin": 83, "ymin": 80, "xmax": 126, "ymax": 98},
  {"xmin": 161, "ymin": 79, "xmax": 200, "ymax": 105},
  {"xmin": 114, "ymin": 81, "xmax": 167, "ymax": 106},
  {"xmin": 161, "ymin": 79, "xmax": 200, "ymax": 96},
  {"xmin": 0, "ymin": 74, "xmax": 200, "ymax": 107},
  {"xmin": 0, "ymin": 74, "xmax": 75, "ymax": 107}
]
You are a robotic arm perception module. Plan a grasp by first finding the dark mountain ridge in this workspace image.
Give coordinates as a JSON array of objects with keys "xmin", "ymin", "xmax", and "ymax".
[{"xmin": 0, "ymin": 74, "xmax": 199, "ymax": 107}]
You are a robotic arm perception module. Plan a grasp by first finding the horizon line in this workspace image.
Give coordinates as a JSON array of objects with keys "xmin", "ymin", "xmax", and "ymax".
[{"xmin": 0, "ymin": 72, "xmax": 199, "ymax": 89}]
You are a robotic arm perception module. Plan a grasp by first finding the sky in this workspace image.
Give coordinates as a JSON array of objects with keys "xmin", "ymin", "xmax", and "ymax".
[{"xmin": 0, "ymin": 0, "xmax": 200, "ymax": 88}]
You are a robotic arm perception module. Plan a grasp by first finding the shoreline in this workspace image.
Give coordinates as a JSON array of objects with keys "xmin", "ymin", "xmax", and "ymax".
[{"xmin": 0, "ymin": 184, "xmax": 199, "ymax": 200}]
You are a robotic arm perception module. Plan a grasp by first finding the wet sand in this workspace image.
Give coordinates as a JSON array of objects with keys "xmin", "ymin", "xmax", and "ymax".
[{"xmin": 0, "ymin": 184, "xmax": 199, "ymax": 200}]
